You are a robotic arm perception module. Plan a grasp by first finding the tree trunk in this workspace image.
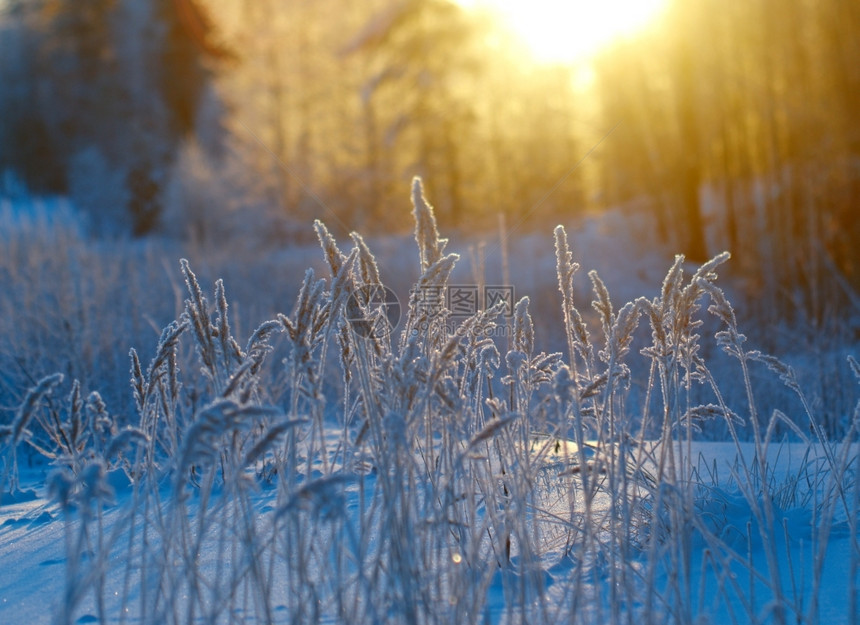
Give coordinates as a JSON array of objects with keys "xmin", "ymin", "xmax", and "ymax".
[{"xmin": 675, "ymin": 37, "xmax": 708, "ymax": 263}]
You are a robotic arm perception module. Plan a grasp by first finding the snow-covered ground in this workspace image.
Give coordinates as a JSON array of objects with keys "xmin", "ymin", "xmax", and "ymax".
[
  {"xmin": 1, "ymin": 183, "xmax": 858, "ymax": 624},
  {"xmin": 0, "ymin": 441, "xmax": 857, "ymax": 624}
]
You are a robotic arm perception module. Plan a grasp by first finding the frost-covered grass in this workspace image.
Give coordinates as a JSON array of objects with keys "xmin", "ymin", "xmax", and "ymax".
[
  {"xmin": 0, "ymin": 195, "xmax": 316, "ymax": 418},
  {"xmin": 0, "ymin": 179, "xmax": 858, "ymax": 624}
]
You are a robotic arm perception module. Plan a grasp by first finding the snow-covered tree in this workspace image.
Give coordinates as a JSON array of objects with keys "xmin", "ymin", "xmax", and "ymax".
[{"xmin": 0, "ymin": 0, "xmax": 230, "ymax": 234}]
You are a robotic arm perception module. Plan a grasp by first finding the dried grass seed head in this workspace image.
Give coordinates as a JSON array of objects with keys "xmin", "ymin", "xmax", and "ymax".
[
  {"xmin": 12, "ymin": 373, "xmax": 64, "ymax": 443},
  {"xmin": 350, "ymin": 231, "xmax": 381, "ymax": 286},
  {"xmin": 314, "ymin": 219, "xmax": 346, "ymax": 278},
  {"xmin": 412, "ymin": 177, "xmax": 447, "ymax": 272},
  {"xmin": 513, "ymin": 296, "xmax": 534, "ymax": 356}
]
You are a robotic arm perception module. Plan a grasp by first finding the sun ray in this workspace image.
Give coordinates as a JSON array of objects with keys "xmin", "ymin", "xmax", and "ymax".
[{"xmin": 460, "ymin": 0, "xmax": 668, "ymax": 64}]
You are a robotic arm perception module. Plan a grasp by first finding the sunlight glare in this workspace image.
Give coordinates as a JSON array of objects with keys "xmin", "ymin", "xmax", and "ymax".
[{"xmin": 461, "ymin": 0, "xmax": 668, "ymax": 64}]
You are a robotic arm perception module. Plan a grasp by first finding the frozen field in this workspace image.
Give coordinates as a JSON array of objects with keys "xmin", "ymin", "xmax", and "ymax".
[
  {"xmin": 1, "ymin": 440, "xmax": 857, "ymax": 624},
  {"xmin": 0, "ymin": 180, "xmax": 858, "ymax": 624}
]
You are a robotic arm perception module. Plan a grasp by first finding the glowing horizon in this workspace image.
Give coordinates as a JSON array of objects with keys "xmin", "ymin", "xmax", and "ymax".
[{"xmin": 458, "ymin": 0, "xmax": 668, "ymax": 65}]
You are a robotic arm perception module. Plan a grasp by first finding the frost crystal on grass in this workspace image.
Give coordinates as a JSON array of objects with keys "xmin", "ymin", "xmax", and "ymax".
[
  {"xmin": 2, "ymin": 181, "xmax": 857, "ymax": 625},
  {"xmin": 412, "ymin": 176, "xmax": 447, "ymax": 272}
]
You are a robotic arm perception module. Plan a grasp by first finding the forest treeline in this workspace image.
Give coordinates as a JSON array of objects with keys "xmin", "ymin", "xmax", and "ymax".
[
  {"xmin": 596, "ymin": 0, "xmax": 860, "ymax": 324},
  {"xmin": 1, "ymin": 0, "xmax": 858, "ymax": 323}
]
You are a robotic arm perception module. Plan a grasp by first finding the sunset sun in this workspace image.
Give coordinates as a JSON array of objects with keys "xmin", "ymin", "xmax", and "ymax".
[{"xmin": 461, "ymin": 0, "xmax": 668, "ymax": 64}]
